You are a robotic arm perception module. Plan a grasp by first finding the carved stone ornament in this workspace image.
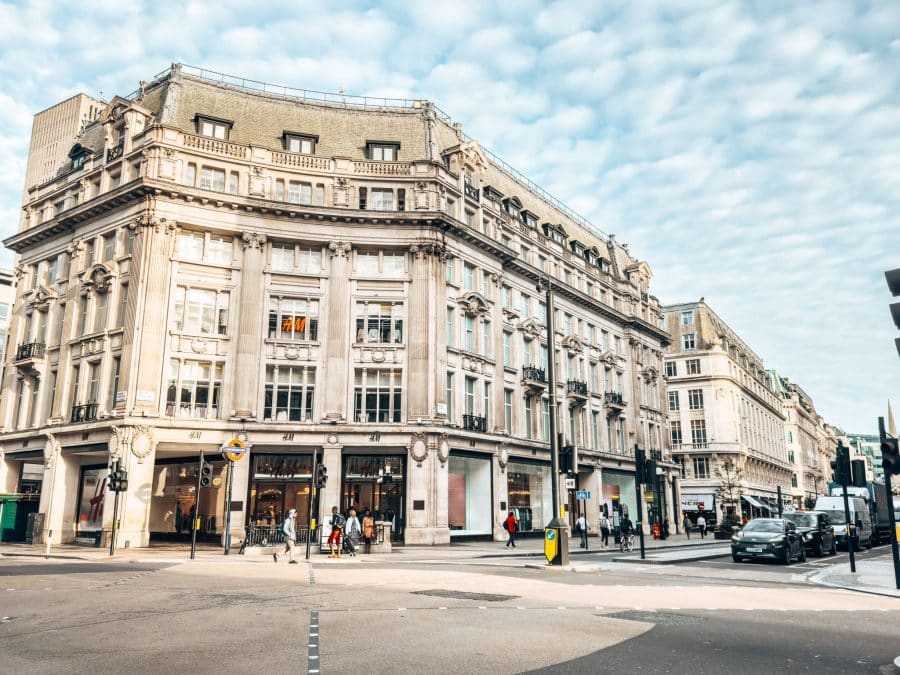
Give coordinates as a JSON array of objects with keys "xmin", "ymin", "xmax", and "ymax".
[
  {"xmin": 28, "ymin": 285, "xmax": 57, "ymax": 312},
  {"xmin": 409, "ymin": 432, "xmax": 428, "ymax": 466},
  {"xmin": 131, "ymin": 425, "xmax": 155, "ymax": 463},
  {"xmin": 328, "ymin": 240, "xmax": 351, "ymax": 258},
  {"xmin": 108, "ymin": 425, "xmax": 126, "ymax": 460},
  {"xmin": 517, "ymin": 318, "xmax": 544, "ymax": 340},
  {"xmin": 326, "ymin": 434, "xmax": 339, "ymax": 446},
  {"xmin": 437, "ymin": 434, "xmax": 450, "ymax": 467},
  {"xmin": 409, "ymin": 241, "xmax": 444, "ymax": 260},
  {"xmin": 561, "ymin": 335, "xmax": 585, "ymax": 355},
  {"xmin": 241, "ymin": 231, "xmax": 267, "ymax": 250},
  {"xmin": 82, "ymin": 264, "xmax": 115, "ymax": 294},
  {"xmin": 372, "ymin": 349, "xmax": 386, "ymax": 363},
  {"xmin": 498, "ymin": 443, "xmax": 509, "ymax": 471},
  {"xmin": 641, "ymin": 366, "xmax": 659, "ymax": 382},
  {"xmin": 190, "ymin": 338, "xmax": 207, "ymax": 354},
  {"xmin": 44, "ymin": 432, "xmax": 61, "ymax": 470},
  {"xmin": 284, "ymin": 347, "xmax": 299, "ymax": 360},
  {"xmin": 457, "ymin": 292, "xmax": 490, "ymax": 317}
]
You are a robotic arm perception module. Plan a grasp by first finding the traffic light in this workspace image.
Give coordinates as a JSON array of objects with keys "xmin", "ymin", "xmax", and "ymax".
[
  {"xmin": 199, "ymin": 462, "xmax": 213, "ymax": 488},
  {"xmin": 634, "ymin": 447, "xmax": 646, "ymax": 483},
  {"xmin": 116, "ymin": 469, "xmax": 128, "ymax": 492},
  {"xmin": 108, "ymin": 472, "xmax": 120, "ymax": 492},
  {"xmin": 882, "ymin": 436, "xmax": 900, "ymax": 476},
  {"xmin": 559, "ymin": 445, "xmax": 575, "ymax": 474},
  {"xmin": 885, "ymin": 268, "xmax": 900, "ymax": 357},
  {"xmin": 830, "ymin": 444, "xmax": 851, "ymax": 485},
  {"xmin": 645, "ymin": 459, "xmax": 658, "ymax": 485},
  {"xmin": 315, "ymin": 464, "xmax": 328, "ymax": 488},
  {"xmin": 850, "ymin": 459, "xmax": 867, "ymax": 487}
]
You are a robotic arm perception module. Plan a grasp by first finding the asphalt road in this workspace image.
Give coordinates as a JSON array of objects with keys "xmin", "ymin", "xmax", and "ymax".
[{"xmin": 0, "ymin": 554, "xmax": 897, "ymax": 674}]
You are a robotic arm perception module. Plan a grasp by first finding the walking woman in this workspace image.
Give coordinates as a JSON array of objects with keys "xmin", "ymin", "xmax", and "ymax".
[
  {"xmin": 362, "ymin": 509, "xmax": 375, "ymax": 554},
  {"xmin": 504, "ymin": 511, "xmax": 518, "ymax": 548}
]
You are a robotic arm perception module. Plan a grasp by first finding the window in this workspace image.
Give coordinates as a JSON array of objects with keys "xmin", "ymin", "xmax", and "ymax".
[
  {"xmin": 786, "ymin": 431, "xmax": 793, "ymax": 443},
  {"xmin": 591, "ymin": 410, "xmax": 600, "ymax": 448},
  {"xmin": 446, "ymin": 307, "xmax": 455, "ymax": 347},
  {"xmin": 480, "ymin": 320, "xmax": 491, "ymax": 358},
  {"xmin": 791, "ymin": 473, "xmax": 798, "ymax": 488},
  {"xmin": 383, "ymin": 252, "xmax": 404, "ymax": 277},
  {"xmin": 693, "ymin": 457, "xmax": 710, "ymax": 479},
  {"xmin": 108, "ymin": 357, "xmax": 121, "ymax": 408},
  {"xmin": 173, "ymin": 287, "xmax": 230, "ymax": 336},
  {"xmin": 166, "ymin": 360, "xmax": 223, "ymax": 418},
  {"xmin": 463, "ymin": 263, "xmax": 475, "ymax": 291},
  {"xmin": 670, "ymin": 420, "xmax": 682, "ymax": 447},
  {"xmin": 482, "ymin": 381, "xmax": 491, "ymax": 427},
  {"xmin": 685, "ymin": 359, "xmax": 700, "ymax": 375},
  {"xmin": 287, "ymin": 181, "xmax": 312, "ymax": 205},
  {"xmin": 464, "ymin": 377, "xmax": 475, "ymax": 415},
  {"xmin": 268, "ymin": 298, "xmax": 319, "ymax": 341},
  {"xmin": 185, "ymin": 163, "xmax": 196, "ymax": 186},
  {"xmin": 198, "ymin": 117, "xmax": 230, "ymax": 140},
  {"xmin": 503, "ymin": 331, "xmax": 513, "ymax": 367},
  {"xmin": 102, "ymin": 233, "xmax": 115, "ymax": 261},
  {"xmin": 275, "ymin": 180, "xmax": 285, "ymax": 201},
  {"xmin": 84, "ymin": 240, "xmax": 94, "ymax": 268},
  {"xmin": 93, "ymin": 291, "xmax": 109, "ymax": 332},
  {"xmin": 207, "ymin": 235, "xmax": 232, "ymax": 265},
  {"xmin": 356, "ymin": 250, "xmax": 403, "ymax": 276},
  {"xmin": 315, "ymin": 184, "xmax": 326, "ymax": 206},
  {"xmin": 264, "ymin": 366, "xmax": 315, "ymax": 422},
  {"xmin": 177, "ymin": 232, "xmax": 204, "ymax": 260},
  {"xmin": 370, "ymin": 188, "xmax": 394, "ymax": 211},
  {"xmin": 524, "ymin": 396, "xmax": 533, "ymax": 439},
  {"xmin": 446, "ymin": 373, "xmax": 454, "ymax": 423},
  {"xmin": 367, "ymin": 142, "xmax": 399, "ymax": 161},
  {"xmin": 355, "ymin": 302, "xmax": 403, "ymax": 344},
  {"xmin": 668, "ymin": 391, "xmax": 679, "ymax": 411},
  {"xmin": 690, "ymin": 419, "xmax": 708, "ymax": 447},
  {"xmin": 788, "ymin": 450, "xmax": 795, "ymax": 463},
  {"xmin": 504, "ymin": 389, "xmax": 513, "ymax": 432},
  {"xmin": 117, "ymin": 283, "xmax": 128, "ymax": 328},
  {"xmin": 665, "ymin": 361, "xmax": 677, "ymax": 378},
  {"xmin": 271, "ymin": 243, "xmax": 294, "ymax": 272},
  {"xmin": 199, "ymin": 167, "xmax": 226, "ymax": 192},
  {"xmin": 464, "ymin": 316, "xmax": 475, "ymax": 351},
  {"xmin": 681, "ymin": 310, "xmax": 694, "ymax": 327},
  {"xmin": 177, "ymin": 232, "xmax": 233, "ymax": 265},
  {"xmin": 542, "ymin": 398, "xmax": 551, "ymax": 443},
  {"xmin": 77, "ymin": 295, "xmax": 90, "ymax": 335},
  {"xmin": 297, "ymin": 247, "xmax": 322, "ymax": 273},
  {"xmin": 682, "ymin": 333, "xmax": 696, "ymax": 350},
  {"xmin": 445, "ymin": 257, "xmax": 456, "ymax": 284},
  {"xmin": 124, "ymin": 228, "xmax": 135, "ymax": 256},
  {"xmin": 354, "ymin": 369, "xmax": 402, "ymax": 422},
  {"xmin": 687, "ymin": 389, "xmax": 704, "ymax": 410},
  {"xmin": 518, "ymin": 293, "xmax": 530, "ymax": 317},
  {"xmin": 501, "ymin": 286, "xmax": 511, "ymax": 310},
  {"xmin": 228, "ymin": 171, "xmax": 239, "ymax": 194},
  {"xmin": 285, "ymin": 134, "xmax": 316, "ymax": 154}
]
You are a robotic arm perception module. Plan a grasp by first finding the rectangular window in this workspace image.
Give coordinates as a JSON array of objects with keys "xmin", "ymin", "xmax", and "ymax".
[
  {"xmin": 542, "ymin": 398, "xmax": 551, "ymax": 443},
  {"xmin": 271, "ymin": 243, "xmax": 294, "ymax": 272},
  {"xmin": 124, "ymin": 228, "xmax": 135, "ymax": 255},
  {"xmin": 681, "ymin": 310, "xmax": 694, "ymax": 327},
  {"xmin": 287, "ymin": 135, "xmax": 315, "ymax": 154},
  {"xmin": 77, "ymin": 295, "xmax": 90, "ymax": 336},
  {"xmin": 356, "ymin": 251, "xmax": 379, "ymax": 275},
  {"xmin": 355, "ymin": 302, "xmax": 403, "ymax": 344},
  {"xmin": 502, "ymin": 331, "xmax": 513, "ymax": 367},
  {"xmin": 501, "ymin": 286, "xmax": 511, "ymax": 310},
  {"xmin": 185, "ymin": 163, "xmax": 196, "ymax": 187},
  {"xmin": 665, "ymin": 361, "xmax": 677, "ymax": 378},
  {"xmin": 690, "ymin": 420, "xmax": 708, "ymax": 447},
  {"xmin": 482, "ymin": 381, "xmax": 491, "ymax": 428},
  {"xmin": 199, "ymin": 167, "xmax": 226, "ymax": 192},
  {"xmin": 504, "ymin": 389, "xmax": 513, "ymax": 433},
  {"xmin": 108, "ymin": 356, "xmax": 121, "ymax": 408},
  {"xmin": 199, "ymin": 119, "xmax": 229, "ymax": 139},
  {"xmin": 354, "ymin": 369, "xmax": 402, "ymax": 423},
  {"xmin": 165, "ymin": 359, "xmax": 223, "ymax": 419},
  {"xmin": 446, "ymin": 307, "xmax": 455, "ymax": 347},
  {"xmin": 84, "ymin": 240, "xmax": 94, "ymax": 268},
  {"xmin": 463, "ymin": 263, "xmax": 475, "ymax": 291},
  {"xmin": 287, "ymin": 181, "xmax": 312, "ymax": 205},
  {"xmin": 207, "ymin": 235, "xmax": 232, "ymax": 265},
  {"xmin": 480, "ymin": 320, "xmax": 491, "ymax": 358},
  {"xmin": 685, "ymin": 359, "xmax": 700, "ymax": 375},
  {"xmin": 368, "ymin": 143, "xmax": 398, "ymax": 161},
  {"xmin": 464, "ymin": 316, "xmax": 475, "ymax": 351},
  {"xmin": 102, "ymin": 233, "xmax": 115, "ymax": 261},
  {"xmin": 688, "ymin": 389, "xmax": 704, "ymax": 410},
  {"xmin": 315, "ymin": 184, "xmax": 325, "ymax": 206},
  {"xmin": 383, "ymin": 252, "xmax": 404, "ymax": 277},
  {"xmin": 275, "ymin": 180, "xmax": 285, "ymax": 201},
  {"xmin": 370, "ymin": 188, "xmax": 394, "ymax": 211},
  {"xmin": 228, "ymin": 171, "xmax": 239, "ymax": 194},
  {"xmin": 93, "ymin": 291, "xmax": 109, "ymax": 333},
  {"xmin": 117, "ymin": 283, "xmax": 128, "ymax": 328},
  {"xmin": 445, "ymin": 257, "xmax": 456, "ymax": 284},
  {"xmin": 787, "ymin": 431, "xmax": 793, "ymax": 443},
  {"xmin": 524, "ymin": 396, "xmax": 533, "ymax": 439},
  {"xmin": 297, "ymin": 247, "xmax": 322, "ymax": 273},
  {"xmin": 670, "ymin": 420, "xmax": 682, "ymax": 447},
  {"xmin": 268, "ymin": 297, "xmax": 319, "ymax": 341},
  {"xmin": 87, "ymin": 362, "xmax": 100, "ymax": 403},
  {"xmin": 682, "ymin": 333, "xmax": 696, "ymax": 350},
  {"xmin": 668, "ymin": 391, "xmax": 679, "ymax": 412},
  {"xmin": 519, "ymin": 292, "xmax": 529, "ymax": 317},
  {"xmin": 693, "ymin": 457, "xmax": 710, "ymax": 479},
  {"xmin": 446, "ymin": 373, "xmax": 454, "ymax": 423},
  {"xmin": 173, "ymin": 287, "xmax": 230, "ymax": 336},
  {"xmin": 591, "ymin": 410, "xmax": 600, "ymax": 449},
  {"xmin": 264, "ymin": 366, "xmax": 315, "ymax": 422},
  {"xmin": 177, "ymin": 232, "xmax": 204, "ymax": 261}
]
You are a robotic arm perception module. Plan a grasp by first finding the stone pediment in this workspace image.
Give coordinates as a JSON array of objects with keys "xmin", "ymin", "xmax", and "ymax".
[
  {"xmin": 27, "ymin": 284, "xmax": 58, "ymax": 311},
  {"xmin": 81, "ymin": 264, "xmax": 115, "ymax": 294},
  {"xmin": 457, "ymin": 292, "xmax": 490, "ymax": 317},
  {"xmin": 641, "ymin": 365, "xmax": 659, "ymax": 382},
  {"xmin": 517, "ymin": 317, "xmax": 544, "ymax": 340},
  {"xmin": 561, "ymin": 335, "xmax": 585, "ymax": 355}
]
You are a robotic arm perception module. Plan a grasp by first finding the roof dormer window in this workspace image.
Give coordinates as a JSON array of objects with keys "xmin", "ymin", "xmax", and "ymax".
[
  {"xmin": 284, "ymin": 132, "xmax": 317, "ymax": 154},
  {"xmin": 367, "ymin": 141, "xmax": 400, "ymax": 161},
  {"xmin": 502, "ymin": 197, "xmax": 522, "ymax": 219},
  {"xmin": 68, "ymin": 143, "xmax": 92, "ymax": 171},
  {"xmin": 195, "ymin": 115, "xmax": 232, "ymax": 140},
  {"xmin": 520, "ymin": 209, "xmax": 538, "ymax": 229}
]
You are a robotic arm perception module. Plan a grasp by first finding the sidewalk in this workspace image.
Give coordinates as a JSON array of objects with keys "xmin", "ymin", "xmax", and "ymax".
[{"xmin": 810, "ymin": 559, "xmax": 900, "ymax": 599}]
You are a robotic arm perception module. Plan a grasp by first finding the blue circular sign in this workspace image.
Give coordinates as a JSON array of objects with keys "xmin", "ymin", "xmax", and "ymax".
[{"xmin": 546, "ymin": 530, "xmax": 556, "ymax": 540}]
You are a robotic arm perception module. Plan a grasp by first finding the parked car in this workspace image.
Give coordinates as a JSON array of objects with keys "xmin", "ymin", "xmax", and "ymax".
[
  {"xmin": 783, "ymin": 511, "xmax": 836, "ymax": 557},
  {"xmin": 731, "ymin": 518, "xmax": 806, "ymax": 564}
]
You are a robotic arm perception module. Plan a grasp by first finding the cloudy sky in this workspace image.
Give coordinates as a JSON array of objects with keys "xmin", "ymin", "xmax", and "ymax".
[{"xmin": 1, "ymin": 0, "xmax": 898, "ymax": 433}]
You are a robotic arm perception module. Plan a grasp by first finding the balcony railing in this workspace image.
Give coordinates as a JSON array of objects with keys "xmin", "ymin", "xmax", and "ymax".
[
  {"xmin": 462, "ymin": 414, "xmax": 487, "ymax": 433},
  {"xmin": 106, "ymin": 143, "xmax": 124, "ymax": 162},
  {"xmin": 15, "ymin": 342, "xmax": 45, "ymax": 361},
  {"xmin": 241, "ymin": 525, "xmax": 320, "ymax": 548},
  {"xmin": 604, "ymin": 391, "xmax": 626, "ymax": 406},
  {"xmin": 71, "ymin": 402, "xmax": 99, "ymax": 423},
  {"xmin": 464, "ymin": 180, "xmax": 480, "ymax": 202},
  {"xmin": 566, "ymin": 380, "xmax": 588, "ymax": 397},
  {"xmin": 522, "ymin": 365, "xmax": 546, "ymax": 383}
]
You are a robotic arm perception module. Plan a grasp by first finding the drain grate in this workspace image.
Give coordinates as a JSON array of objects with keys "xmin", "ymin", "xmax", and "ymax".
[{"xmin": 412, "ymin": 589, "xmax": 518, "ymax": 602}]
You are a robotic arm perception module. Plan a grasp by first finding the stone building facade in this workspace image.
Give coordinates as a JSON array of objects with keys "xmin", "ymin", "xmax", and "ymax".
[
  {"xmin": 663, "ymin": 300, "xmax": 792, "ymax": 524},
  {"xmin": 0, "ymin": 65, "xmax": 674, "ymax": 549}
]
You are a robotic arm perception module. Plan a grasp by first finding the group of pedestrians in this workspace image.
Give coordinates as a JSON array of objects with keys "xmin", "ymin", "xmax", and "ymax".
[{"xmin": 273, "ymin": 506, "xmax": 377, "ymax": 563}]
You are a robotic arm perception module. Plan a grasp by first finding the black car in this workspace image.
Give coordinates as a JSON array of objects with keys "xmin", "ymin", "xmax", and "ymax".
[
  {"xmin": 783, "ymin": 511, "xmax": 836, "ymax": 557},
  {"xmin": 731, "ymin": 518, "xmax": 806, "ymax": 564}
]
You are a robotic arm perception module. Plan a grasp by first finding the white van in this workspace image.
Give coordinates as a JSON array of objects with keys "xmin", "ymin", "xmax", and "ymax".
[{"xmin": 813, "ymin": 496, "xmax": 873, "ymax": 549}]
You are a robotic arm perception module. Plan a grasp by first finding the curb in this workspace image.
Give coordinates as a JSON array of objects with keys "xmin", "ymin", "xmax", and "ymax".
[
  {"xmin": 473, "ymin": 541, "xmax": 725, "ymax": 560},
  {"xmin": 1, "ymin": 552, "xmax": 103, "ymax": 561},
  {"xmin": 611, "ymin": 550, "xmax": 731, "ymax": 565},
  {"xmin": 808, "ymin": 568, "xmax": 900, "ymax": 599}
]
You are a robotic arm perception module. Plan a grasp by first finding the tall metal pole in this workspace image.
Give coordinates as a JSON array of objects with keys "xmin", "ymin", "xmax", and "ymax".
[
  {"xmin": 878, "ymin": 417, "xmax": 900, "ymax": 589},
  {"xmin": 544, "ymin": 277, "xmax": 560, "ymax": 521},
  {"xmin": 777, "ymin": 485, "xmax": 783, "ymax": 518},
  {"xmin": 223, "ymin": 459, "xmax": 234, "ymax": 555},
  {"xmin": 190, "ymin": 449, "xmax": 204, "ymax": 560},
  {"xmin": 842, "ymin": 480, "xmax": 856, "ymax": 573},
  {"xmin": 306, "ymin": 450, "xmax": 319, "ymax": 561},
  {"xmin": 109, "ymin": 460, "xmax": 119, "ymax": 557},
  {"xmin": 635, "ymin": 445, "xmax": 646, "ymax": 559}
]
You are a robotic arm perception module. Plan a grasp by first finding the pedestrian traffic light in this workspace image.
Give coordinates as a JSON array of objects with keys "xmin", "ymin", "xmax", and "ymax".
[
  {"xmin": 559, "ymin": 445, "xmax": 575, "ymax": 474},
  {"xmin": 199, "ymin": 462, "xmax": 213, "ymax": 488},
  {"xmin": 108, "ymin": 472, "xmax": 120, "ymax": 492},
  {"xmin": 634, "ymin": 447, "xmax": 646, "ymax": 483},
  {"xmin": 315, "ymin": 464, "xmax": 328, "ymax": 488},
  {"xmin": 885, "ymin": 268, "xmax": 900, "ymax": 357},
  {"xmin": 830, "ymin": 444, "xmax": 851, "ymax": 485},
  {"xmin": 881, "ymin": 435, "xmax": 900, "ymax": 476},
  {"xmin": 645, "ymin": 459, "xmax": 658, "ymax": 486}
]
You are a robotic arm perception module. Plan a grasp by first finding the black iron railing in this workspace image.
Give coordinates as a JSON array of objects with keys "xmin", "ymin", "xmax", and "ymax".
[
  {"xmin": 241, "ymin": 525, "xmax": 318, "ymax": 547},
  {"xmin": 15, "ymin": 342, "xmax": 45, "ymax": 361},
  {"xmin": 462, "ymin": 414, "xmax": 487, "ymax": 432},
  {"xmin": 464, "ymin": 180, "xmax": 480, "ymax": 202},
  {"xmin": 107, "ymin": 143, "xmax": 124, "ymax": 162},
  {"xmin": 71, "ymin": 402, "xmax": 99, "ymax": 423},
  {"xmin": 522, "ymin": 365, "xmax": 546, "ymax": 383},
  {"xmin": 567, "ymin": 380, "xmax": 588, "ymax": 396},
  {"xmin": 604, "ymin": 391, "xmax": 626, "ymax": 406}
]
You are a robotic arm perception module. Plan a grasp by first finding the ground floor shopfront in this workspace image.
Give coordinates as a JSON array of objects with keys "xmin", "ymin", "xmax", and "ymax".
[{"xmin": 0, "ymin": 422, "xmax": 679, "ymax": 548}]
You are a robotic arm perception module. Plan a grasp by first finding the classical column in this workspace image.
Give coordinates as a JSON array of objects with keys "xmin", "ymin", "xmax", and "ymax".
[
  {"xmin": 110, "ymin": 425, "xmax": 157, "ymax": 549},
  {"xmin": 407, "ymin": 241, "xmax": 444, "ymax": 421},
  {"xmin": 319, "ymin": 437, "xmax": 343, "ymax": 542},
  {"xmin": 323, "ymin": 241, "xmax": 351, "ymax": 422},
  {"xmin": 231, "ymin": 231, "xmax": 267, "ymax": 419}
]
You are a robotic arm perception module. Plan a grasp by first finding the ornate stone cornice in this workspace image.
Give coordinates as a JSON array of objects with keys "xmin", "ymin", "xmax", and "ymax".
[
  {"xmin": 409, "ymin": 241, "xmax": 444, "ymax": 260},
  {"xmin": 328, "ymin": 240, "xmax": 352, "ymax": 258},
  {"xmin": 241, "ymin": 231, "xmax": 267, "ymax": 250}
]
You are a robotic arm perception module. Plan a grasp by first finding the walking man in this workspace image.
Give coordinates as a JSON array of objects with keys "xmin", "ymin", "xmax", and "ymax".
[
  {"xmin": 599, "ymin": 513, "xmax": 610, "ymax": 548},
  {"xmin": 576, "ymin": 513, "xmax": 588, "ymax": 548},
  {"xmin": 697, "ymin": 514, "xmax": 707, "ymax": 538},
  {"xmin": 504, "ymin": 511, "xmax": 518, "ymax": 548},
  {"xmin": 274, "ymin": 508, "xmax": 298, "ymax": 564},
  {"xmin": 327, "ymin": 506, "xmax": 346, "ymax": 558},
  {"xmin": 682, "ymin": 513, "xmax": 691, "ymax": 539}
]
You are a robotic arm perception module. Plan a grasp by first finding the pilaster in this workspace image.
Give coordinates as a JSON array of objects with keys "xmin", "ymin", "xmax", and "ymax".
[
  {"xmin": 231, "ymin": 231, "xmax": 267, "ymax": 419},
  {"xmin": 323, "ymin": 241, "xmax": 351, "ymax": 421},
  {"xmin": 407, "ymin": 241, "xmax": 444, "ymax": 421}
]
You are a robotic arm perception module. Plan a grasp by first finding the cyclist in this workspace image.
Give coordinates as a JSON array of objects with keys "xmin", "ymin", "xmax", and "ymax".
[{"xmin": 619, "ymin": 514, "xmax": 635, "ymax": 551}]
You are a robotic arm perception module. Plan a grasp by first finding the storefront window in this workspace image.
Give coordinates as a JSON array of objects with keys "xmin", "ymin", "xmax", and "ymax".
[
  {"xmin": 449, "ymin": 454, "xmax": 492, "ymax": 535},
  {"xmin": 248, "ymin": 454, "xmax": 313, "ymax": 528},
  {"xmin": 342, "ymin": 455, "xmax": 405, "ymax": 541},
  {"xmin": 76, "ymin": 465, "xmax": 109, "ymax": 533},
  {"xmin": 149, "ymin": 459, "xmax": 227, "ymax": 539},
  {"xmin": 506, "ymin": 461, "xmax": 552, "ymax": 532},
  {"xmin": 602, "ymin": 470, "xmax": 636, "ymax": 522}
]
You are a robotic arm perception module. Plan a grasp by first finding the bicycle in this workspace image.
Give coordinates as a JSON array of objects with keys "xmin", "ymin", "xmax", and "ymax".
[{"xmin": 620, "ymin": 531, "xmax": 635, "ymax": 553}]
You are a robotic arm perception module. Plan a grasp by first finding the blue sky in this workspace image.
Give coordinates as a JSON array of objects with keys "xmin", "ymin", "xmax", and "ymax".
[{"xmin": 1, "ymin": 0, "xmax": 898, "ymax": 433}]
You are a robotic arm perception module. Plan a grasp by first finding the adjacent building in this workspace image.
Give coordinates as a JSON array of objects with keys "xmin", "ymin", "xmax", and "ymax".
[
  {"xmin": 847, "ymin": 434, "xmax": 881, "ymax": 484},
  {"xmin": 0, "ymin": 64, "xmax": 676, "ymax": 549},
  {"xmin": 663, "ymin": 300, "xmax": 792, "ymax": 524},
  {"xmin": 0, "ymin": 269, "xmax": 16, "ymax": 378}
]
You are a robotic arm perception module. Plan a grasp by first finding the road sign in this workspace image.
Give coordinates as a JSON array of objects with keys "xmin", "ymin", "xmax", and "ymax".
[
  {"xmin": 575, "ymin": 490, "xmax": 591, "ymax": 500},
  {"xmin": 544, "ymin": 528, "xmax": 558, "ymax": 564},
  {"xmin": 221, "ymin": 438, "xmax": 247, "ymax": 462},
  {"xmin": 565, "ymin": 478, "xmax": 576, "ymax": 490}
]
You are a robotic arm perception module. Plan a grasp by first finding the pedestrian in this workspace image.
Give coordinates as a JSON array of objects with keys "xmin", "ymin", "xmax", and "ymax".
[
  {"xmin": 697, "ymin": 514, "xmax": 707, "ymax": 538},
  {"xmin": 344, "ymin": 509, "xmax": 361, "ymax": 557},
  {"xmin": 575, "ymin": 513, "xmax": 588, "ymax": 548},
  {"xmin": 504, "ymin": 511, "xmax": 518, "ymax": 548},
  {"xmin": 599, "ymin": 513, "xmax": 610, "ymax": 547},
  {"xmin": 362, "ymin": 509, "xmax": 375, "ymax": 554},
  {"xmin": 663, "ymin": 517, "xmax": 670, "ymax": 540},
  {"xmin": 682, "ymin": 514, "xmax": 691, "ymax": 539},
  {"xmin": 327, "ymin": 506, "xmax": 345, "ymax": 558},
  {"xmin": 274, "ymin": 508, "xmax": 298, "ymax": 564}
]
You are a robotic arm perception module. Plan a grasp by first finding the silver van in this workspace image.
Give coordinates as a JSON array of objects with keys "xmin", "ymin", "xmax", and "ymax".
[{"xmin": 813, "ymin": 496, "xmax": 873, "ymax": 549}]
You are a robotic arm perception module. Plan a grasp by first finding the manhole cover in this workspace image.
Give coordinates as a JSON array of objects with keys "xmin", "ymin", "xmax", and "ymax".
[{"xmin": 412, "ymin": 589, "xmax": 518, "ymax": 602}]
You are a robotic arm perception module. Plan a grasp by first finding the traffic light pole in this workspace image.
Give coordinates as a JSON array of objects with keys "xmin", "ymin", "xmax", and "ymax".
[
  {"xmin": 635, "ymin": 445, "xmax": 646, "ymax": 560},
  {"xmin": 190, "ymin": 449, "xmax": 204, "ymax": 561},
  {"xmin": 108, "ymin": 460, "xmax": 120, "ymax": 557},
  {"xmin": 223, "ymin": 459, "xmax": 234, "ymax": 555},
  {"xmin": 841, "ymin": 481, "xmax": 856, "ymax": 574},
  {"xmin": 306, "ymin": 450, "xmax": 319, "ymax": 561},
  {"xmin": 878, "ymin": 417, "xmax": 900, "ymax": 589}
]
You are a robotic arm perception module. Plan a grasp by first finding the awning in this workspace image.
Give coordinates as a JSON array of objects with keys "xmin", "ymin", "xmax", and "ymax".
[
  {"xmin": 3, "ymin": 449, "xmax": 44, "ymax": 461},
  {"xmin": 742, "ymin": 495, "xmax": 770, "ymax": 510}
]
